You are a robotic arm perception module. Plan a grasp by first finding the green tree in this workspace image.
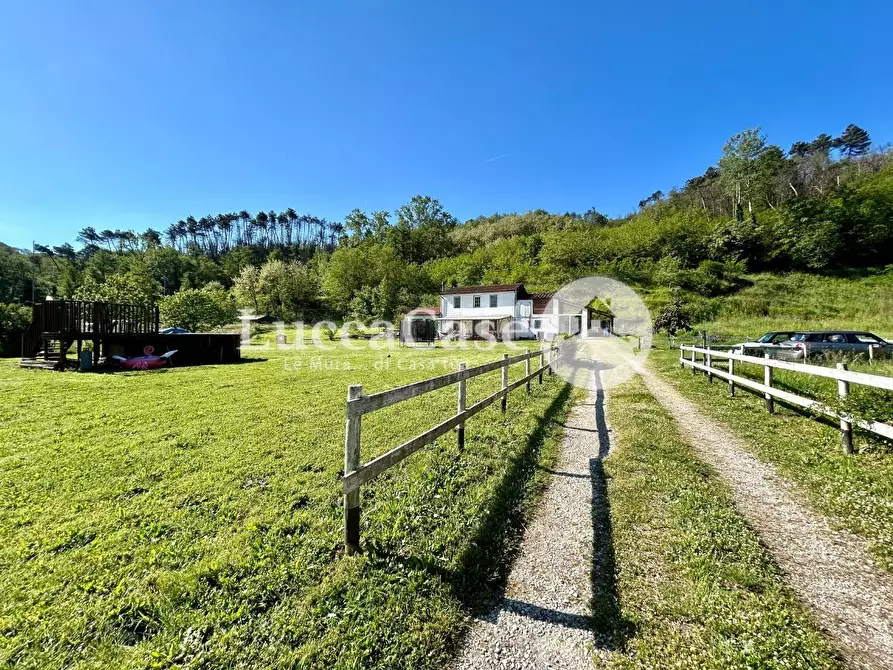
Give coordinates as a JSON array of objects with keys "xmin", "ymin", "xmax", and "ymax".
[
  {"xmin": 220, "ymin": 245, "xmax": 256, "ymax": 279},
  {"xmin": 0, "ymin": 302, "xmax": 31, "ymax": 336},
  {"xmin": 232, "ymin": 265, "xmax": 262, "ymax": 313},
  {"xmin": 256, "ymin": 259, "xmax": 318, "ymax": 320},
  {"xmin": 789, "ymin": 141, "xmax": 811, "ymax": 158},
  {"xmin": 719, "ymin": 128, "xmax": 767, "ymax": 222},
  {"xmin": 343, "ymin": 209, "xmax": 371, "ymax": 245},
  {"xmin": 808, "ymin": 133, "xmax": 835, "ymax": 158},
  {"xmin": 836, "ymin": 124, "xmax": 871, "ymax": 159},
  {"xmin": 158, "ymin": 287, "xmax": 238, "ymax": 331},
  {"xmin": 73, "ymin": 267, "xmax": 159, "ymax": 304},
  {"xmin": 322, "ymin": 243, "xmax": 429, "ymax": 318},
  {"xmin": 390, "ymin": 195, "xmax": 458, "ymax": 263},
  {"xmin": 0, "ymin": 243, "xmax": 34, "ymax": 303}
]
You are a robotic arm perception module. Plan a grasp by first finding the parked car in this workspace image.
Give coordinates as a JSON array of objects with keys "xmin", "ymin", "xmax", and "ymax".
[
  {"xmin": 777, "ymin": 331, "xmax": 893, "ymax": 360},
  {"xmin": 160, "ymin": 327, "xmax": 190, "ymax": 334},
  {"xmin": 733, "ymin": 331, "xmax": 795, "ymax": 353}
]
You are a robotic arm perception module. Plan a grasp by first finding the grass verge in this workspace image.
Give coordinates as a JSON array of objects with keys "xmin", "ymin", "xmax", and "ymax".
[
  {"xmin": 600, "ymin": 375, "xmax": 841, "ymax": 668},
  {"xmin": 649, "ymin": 349, "xmax": 893, "ymax": 573}
]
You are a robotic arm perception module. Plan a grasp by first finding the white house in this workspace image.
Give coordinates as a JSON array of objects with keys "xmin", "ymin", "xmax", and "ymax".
[{"xmin": 436, "ymin": 283, "xmax": 610, "ymax": 341}]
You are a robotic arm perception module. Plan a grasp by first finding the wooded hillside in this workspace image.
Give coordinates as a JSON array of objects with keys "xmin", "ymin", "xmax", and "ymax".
[{"xmin": 2, "ymin": 124, "xmax": 891, "ymax": 343}]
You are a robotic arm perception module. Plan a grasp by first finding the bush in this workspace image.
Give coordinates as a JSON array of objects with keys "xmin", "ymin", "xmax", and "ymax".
[
  {"xmin": 653, "ymin": 295, "xmax": 692, "ymax": 335},
  {"xmin": 0, "ymin": 302, "xmax": 30, "ymax": 336},
  {"xmin": 0, "ymin": 302, "xmax": 31, "ymax": 356},
  {"xmin": 159, "ymin": 288, "xmax": 238, "ymax": 332}
]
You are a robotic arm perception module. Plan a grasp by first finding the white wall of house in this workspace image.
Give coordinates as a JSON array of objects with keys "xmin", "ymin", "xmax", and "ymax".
[
  {"xmin": 440, "ymin": 291, "xmax": 518, "ymax": 319},
  {"xmin": 437, "ymin": 288, "xmax": 592, "ymax": 340}
]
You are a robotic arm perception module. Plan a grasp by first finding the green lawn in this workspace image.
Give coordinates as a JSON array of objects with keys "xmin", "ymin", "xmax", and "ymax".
[
  {"xmin": 601, "ymin": 376, "xmax": 841, "ymax": 668},
  {"xmin": 0, "ymin": 342, "xmax": 573, "ymax": 669},
  {"xmin": 650, "ymin": 349, "xmax": 893, "ymax": 573}
]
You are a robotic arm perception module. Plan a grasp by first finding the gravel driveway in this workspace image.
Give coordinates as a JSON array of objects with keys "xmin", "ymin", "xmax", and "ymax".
[
  {"xmin": 452, "ymin": 373, "xmax": 609, "ymax": 669},
  {"xmin": 641, "ymin": 370, "xmax": 893, "ymax": 670}
]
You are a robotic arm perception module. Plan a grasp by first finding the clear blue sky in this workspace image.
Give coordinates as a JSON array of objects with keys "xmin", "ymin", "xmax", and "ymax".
[{"xmin": 2, "ymin": 0, "xmax": 891, "ymax": 249}]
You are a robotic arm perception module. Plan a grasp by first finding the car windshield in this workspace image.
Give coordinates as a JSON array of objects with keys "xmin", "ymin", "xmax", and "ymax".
[{"xmin": 756, "ymin": 333, "xmax": 775, "ymax": 343}]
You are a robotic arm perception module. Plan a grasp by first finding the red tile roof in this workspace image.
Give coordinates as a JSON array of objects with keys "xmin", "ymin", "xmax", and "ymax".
[
  {"xmin": 440, "ymin": 283, "xmax": 528, "ymax": 296},
  {"xmin": 406, "ymin": 307, "xmax": 441, "ymax": 317}
]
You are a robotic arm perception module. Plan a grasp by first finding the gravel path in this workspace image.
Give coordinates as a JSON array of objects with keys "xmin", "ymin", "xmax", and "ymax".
[
  {"xmin": 452, "ymin": 374, "xmax": 608, "ymax": 670},
  {"xmin": 641, "ymin": 369, "xmax": 893, "ymax": 670}
]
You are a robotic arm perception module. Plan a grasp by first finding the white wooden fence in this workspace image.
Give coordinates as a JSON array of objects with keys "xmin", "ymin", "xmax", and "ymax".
[
  {"xmin": 680, "ymin": 345, "xmax": 893, "ymax": 455},
  {"xmin": 341, "ymin": 346, "xmax": 560, "ymax": 553}
]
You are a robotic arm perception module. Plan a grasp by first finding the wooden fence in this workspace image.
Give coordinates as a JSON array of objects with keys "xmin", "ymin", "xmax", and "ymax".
[
  {"xmin": 22, "ymin": 300, "xmax": 160, "ymax": 358},
  {"xmin": 680, "ymin": 345, "xmax": 893, "ymax": 454},
  {"xmin": 340, "ymin": 346, "xmax": 560, "ymax": 553}
]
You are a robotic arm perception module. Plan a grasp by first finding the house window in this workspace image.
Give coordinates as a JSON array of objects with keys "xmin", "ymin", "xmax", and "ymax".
[
  {"xmin": 533, "ymin": 319, "xmax": 542, "ymax": 329},
  {"xmin": 489, "ymin": 295, "xmax": 497, "ymax": 308},
  {"xmin": 453, "ymin": 296, "xmax": 461, "ymax": 308},
  {"xmin": 473, "ymin": 295, "xmax": 481, "ymax": 308}
]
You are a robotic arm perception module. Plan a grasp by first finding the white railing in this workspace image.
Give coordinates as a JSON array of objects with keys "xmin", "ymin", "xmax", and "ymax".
[
  {"xmin": 679, "ymin": 345, "xmax": 893, "ymax": 454},
  {"xmin": 340, "ymin": 346, "xmax": 560, "ymax": 553}
]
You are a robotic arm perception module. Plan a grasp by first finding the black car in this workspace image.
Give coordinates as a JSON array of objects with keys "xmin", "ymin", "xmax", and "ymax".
[{"xmin": 777, "ymin": 331, "xmax": 893, "ymax": 360}]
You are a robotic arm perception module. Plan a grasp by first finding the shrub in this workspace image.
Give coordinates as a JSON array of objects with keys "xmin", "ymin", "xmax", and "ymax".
[
  {"xmin": 0, "ymin": 302, "xmax": 30, "ymax": 337},
  {"xmin": 653, "ymin": 295, "xmax": 692, "ymax": 335},
  {"xmin": 0, "ymin": 302, "xmax": 31, "ymax": 356}
]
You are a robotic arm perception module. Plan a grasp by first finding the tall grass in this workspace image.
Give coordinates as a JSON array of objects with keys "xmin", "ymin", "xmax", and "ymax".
[{"xmin": 693, "ymin": 271, "xmax": 893, "ymax": 339}]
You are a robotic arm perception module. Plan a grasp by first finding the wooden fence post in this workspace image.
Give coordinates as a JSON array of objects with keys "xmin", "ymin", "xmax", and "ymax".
[
  {"xmin": 548, "ymin": 348, "xmax": 553, "ymax": 376},
  {"xmin": 344, "ymin": 384, "xmax": 363, "ymax": 554},
  {"xmin": 706, "ymin": 347, "xmax": 713, "ymax": 383},
  {"xmin": 539, "ymin": 351, "xmax": 544, "ymax": 384},
  {"xmin": 525, "ymin": 355, "xmax": 531, "ymax": 394},
  {"xmin": 764, "ymin": 353, "xmax": 774, "ymax": 414},
  {"xmin": 728, "ymin": 358, "xmax": 735, "ymax": 397},
  {"xmin": 837, "ymin": 362, "xmax": 853, "ymax": 455},
  {"xmin": 691, "ymin": 345, "xmax": 697, "ymax": 375},
  {"xmin": 680, "ymin": 345, "xmax": 685, "ymax": 369},
  {"xmin": 457, "ymin": 363, "xmax": 466, "ymax": 451},
  {"xmin": 501, "ymin": 354, "xmax": 509, "ymax": 413},
  {"xmin": 869, "ymin": 344, "xmax": 875, "ymax": 366}
]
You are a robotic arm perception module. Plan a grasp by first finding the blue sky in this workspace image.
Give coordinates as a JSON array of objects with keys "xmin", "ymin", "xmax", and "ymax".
[{"xmin": 1, "ymin": 0, "xmax": 891, "ymax": 249}]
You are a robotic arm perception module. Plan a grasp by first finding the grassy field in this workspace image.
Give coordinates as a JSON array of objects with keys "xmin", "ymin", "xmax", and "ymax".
[
  {"xmin": 650, "ymin": 349, "xmax": 893, "ymax": 573},
  {"xmin": 688, "ymin": 270, "xmax": 893, "ymax": 339},
  {"xmin": 599, "ymin": 376, "xmax": 841, "ymax": 668},
  {"xmin": 0, "ymin": 340, "xmax": 575, "ymax": 669}
]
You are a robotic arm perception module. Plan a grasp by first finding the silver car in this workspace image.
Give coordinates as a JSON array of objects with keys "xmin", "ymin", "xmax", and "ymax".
[
  {"xmin": 734, "ymin": 331, "xmax": 795, "ymax": 354},
  {"xmin": 777, "ymin": 331, "xmax": 893, "ymax": 360}
]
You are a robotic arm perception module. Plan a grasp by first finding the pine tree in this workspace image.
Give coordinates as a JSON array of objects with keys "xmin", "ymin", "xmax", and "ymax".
[
  {"xmin": 789, "ymin": 141, "xmax": 810, "ymax": 157},
  {"xmin": 807, "ymin": 133, "xmax": 834, "ymax": 157},
  {"xmin": 836, "ymin": 124, "xmax": 871, "ymax": 158}
]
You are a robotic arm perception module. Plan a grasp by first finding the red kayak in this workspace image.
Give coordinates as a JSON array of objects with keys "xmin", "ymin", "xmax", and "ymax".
[{"xmin": 113, "ymin": 346, "xmax": 177, "ymax": 370}]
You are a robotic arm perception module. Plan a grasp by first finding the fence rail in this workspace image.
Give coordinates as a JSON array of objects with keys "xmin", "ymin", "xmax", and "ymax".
[
  {"xmin": 340, "ymin": 346, "xmax": 559, "ymax": 553},
  {"xmin": 680, "ymin": 345, "xmax": 893, "ymax": 453}
]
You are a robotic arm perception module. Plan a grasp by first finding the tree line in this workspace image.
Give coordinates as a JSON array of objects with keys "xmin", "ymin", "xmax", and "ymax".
[{"xmin": 1, "ymin": 123, "xmax": 891, "ymax": 345}]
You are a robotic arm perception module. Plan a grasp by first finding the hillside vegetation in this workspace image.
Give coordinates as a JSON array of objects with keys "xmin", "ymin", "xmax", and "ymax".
[
  {"xmin": 1, "ymin": 124, "xmax": 892, "ymax": 347},
  {"xmin": 677, "ymin": 271, "xmax": 893, "ymax": 338}
]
